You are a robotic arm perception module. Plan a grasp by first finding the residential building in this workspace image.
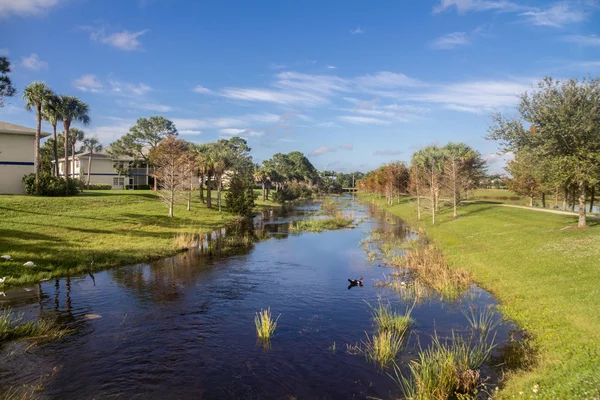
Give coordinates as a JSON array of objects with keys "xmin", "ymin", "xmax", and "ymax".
[{"xmin": 0, "ymin": 121, "xmax": 50, "ymax": 194}]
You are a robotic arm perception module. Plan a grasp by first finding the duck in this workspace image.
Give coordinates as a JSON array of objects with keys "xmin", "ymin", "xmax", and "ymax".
[
  {"xmin": 23, "ymin": 261, "xmax": 36, "ymax": 267},
  {"xmin": 1, "ymin": 255, "xmax": 12, "ymax": 261},
  {"xmin": 348, "ymin": 277, "xmax": 364, "ymax": 287},
  {"xmin": 0, "ymin": 277, "xmax": 6, "ymax": 284}
]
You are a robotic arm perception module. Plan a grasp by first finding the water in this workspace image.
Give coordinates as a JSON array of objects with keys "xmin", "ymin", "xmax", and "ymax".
[{"xmin": 1, "ymin": 197, "xmax": 518, "ymax": 399}]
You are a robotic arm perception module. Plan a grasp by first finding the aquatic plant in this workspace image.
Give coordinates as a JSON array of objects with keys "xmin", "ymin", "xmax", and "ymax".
[
  {"xmin": 0, "ymin": 308, "xmax": 70, "ymax": 344},
  {"xmin": 393, "ymin": 332, "xmax": 496, "ymax": 399},
  {"xmin": 289, "ymin": 216, "xmax": 353, "ymax": 233},
  {"xmin": 462, "ymin": 306, "xmax": 501, "ymax": 336},
  {"xmin": 254, "ymin": 308, "xmax": 279, "ymax": 342},
  {"xmin": 367, "ymin": 298, "xmax": 413, "ymax": 335},
  {"xmin": 364, "ymin": 330, "xmax": 405, "ymax": 369}
]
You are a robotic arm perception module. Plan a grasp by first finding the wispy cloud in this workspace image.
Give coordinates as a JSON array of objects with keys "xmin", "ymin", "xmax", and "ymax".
[
  {"xmin": 172, "ymin": 113, "xmax": 280, "ymax": 132},
  {"xmin": 563, "ymin": 34, "xmax": 600, "ymax": 46},
  {"xmin": 327, "ymin": 65, "xmax": 337, "ymax": 69},
  {"xmin": 339, "ymin": 116, "xmax": 391, "ymax": 125},
  {"xmin": 125, "ymin": 101, "xmax": 172, "ymax": 112},
  {"xmin": 431, "ymin": 32, "xmax": 471, "ymax": 49},
  {"xmin": 73, "ymin": 74, "xmax": 103, "ymax": 92},
  {"xmin": 179, "ymin": 130, "xmax": 202, "ymax": 135},
  {"xmin": 219, "ymin": 128, "xmax": 265, "ymax": 136},
  {"xmin": 519, "ymin": 3, "xmax": 588, "ymax": 27},
  {"xmin": 485, "ymin": 152, "xmax": 514, "ymax": 174},
  {"xmin": 21, "ymin": 53, "xmax": 47, "ymax": 70},
  {"xmin": 310, "ymin": 146, "xmax": 335, "ymax": 156},
  {"xmin": 193, "ymin": 85, "xmax": 211, "ymax": 93},
  {"xmin": 356, "ymin": 71, "xmax": 422, "ymax": 89},
  {"xmin": 433, "ymin": 0, "xmax": 524, "ymax": 14},
  {"xmin": 340, "ymin": 143, "xmax": 353, "ymax": 150},
  {"xmin": 374, "ymin": 149, "xmax": 403, "ymax": 156},
  {"xmin": 0, "ymin": 0, "xmax": 62, "ymax": 17},
  {"xmin": 109, "ymin": 80, "xmax": 152, "ymax": 96},
  {"xmin": 86, "ymin": 117, "xmax": 134, "ymax": 144},
  {"xmin": 86, "ymin": 26, "xmax": 148, "ymax": 51},
  {"xmin": 350, "ymin": 27, "xmax": 364, "ymax": 34}
]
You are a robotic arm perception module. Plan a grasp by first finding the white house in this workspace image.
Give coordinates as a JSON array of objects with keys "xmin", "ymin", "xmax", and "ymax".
[
  {"xmin": 55, "ymin": 150, "xmax": 151, "ymax": 189},
  {"xmin": 0, "ymin": 121, "xmax": 50, "ymax": 194}
]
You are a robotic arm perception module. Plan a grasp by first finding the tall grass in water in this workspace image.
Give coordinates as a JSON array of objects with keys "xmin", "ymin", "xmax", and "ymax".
[
  {"xmin": 364, "ymin": 330, "xmax": 405, "ymax": 369},
  {"xmin": 367, "ymin": 298, "xmax": 414, "ymax": 335},
  {"xmin": 289, "ymin": 216, "xmax": 353, "ymax": 232},
  {"xmin": 462, "ymin": 306, "xmax": 501, "ymax": 336},
  {"xmin": 393, "ymin": 332, "xmax": 496, "ymax": 400},
  {"xmin": 254, "ymin": 308, "xmax": 279, "ymax": 342},
  {"xmin": 0, "ymin": 308, "xmax": 70, "ymax": 344}
]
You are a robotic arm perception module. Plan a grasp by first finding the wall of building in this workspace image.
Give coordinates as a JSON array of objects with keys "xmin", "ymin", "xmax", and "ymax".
[
  {"xmin": 0, "ymin": 133, "xmax": 35, "ymax": 194},
  {"xmin": 60, "ymin": 156, "xmax": 149, "ymax": 189}
]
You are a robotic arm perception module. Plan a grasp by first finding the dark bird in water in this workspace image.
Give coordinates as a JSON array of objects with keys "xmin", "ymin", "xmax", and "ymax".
[
  {"xmin": 88, "ymin": 258, "xmax": 96, "ymax": 286},
  {"xmin": 348, "ymin": 277, "xmax": 364, "ymax": 289}
]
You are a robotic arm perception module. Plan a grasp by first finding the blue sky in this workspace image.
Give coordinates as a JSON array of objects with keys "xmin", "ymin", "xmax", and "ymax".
[{"xmin": 1, "ymin": 0, "xmax": 600, "ymax": 173}]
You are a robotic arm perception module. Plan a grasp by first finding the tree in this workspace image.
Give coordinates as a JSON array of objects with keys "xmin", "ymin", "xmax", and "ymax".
[
  {"xmin": 488, "ymin": 77, "xmax": 600, "ymax": 227},
  {"xmin": 179, "ymin": 148, "xmax": 197, "ymax": 211},
  {"xmin": 81, "ymin": 137, "xmax": 102, "ymax": 187},
  {"xmin": 226, "ymin": 173, "xmax": 258, "ymax": 216},
  {"xmin": 149, "ymin": 136, "xmax": 188, "ymax": 217},
  {"xmin": 56, "ymin": 96, "xmax": 91, "ymax": 185},
  {"xmin": 23, "ymin": 82, "xmax": 53, "ymax": 194},
  {"xmin": 413, "ymin": 145, "xmax": 445, "ymax": 224},
  {"xmin": 42, "ymin": 94, "xmax": 62, "ymax": 176},
  {"xmin": 408, "ymin": 164, "xmax": 424, "ymax": 220},
  {"xmin": 0, "ymin": 57, "xmax": 16, "ymax": 107},
  {"xmin": 109, "ymin": 116, "xmax": 178, "ymax": 191},
  {"xmin": 505, "ymin": 151, "xmax": 544, "ymax": 207},
  {"xmin": 254, "ymin": 164, "xmax": 270, "ymax": 201},
  {"xmin": 69, "ymin": 128, "xmax": 85, "ymax": 178}
]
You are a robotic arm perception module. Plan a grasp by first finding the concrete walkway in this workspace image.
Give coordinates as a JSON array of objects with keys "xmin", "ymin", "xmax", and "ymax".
[{"xmin": 493, "ymin": 203, "xmax": 600, "ymax": 220}]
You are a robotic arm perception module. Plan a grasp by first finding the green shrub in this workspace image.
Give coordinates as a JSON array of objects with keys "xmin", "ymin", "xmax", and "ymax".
[
  {"xmin": 225, "ymin": 174, "xmax": 258, "ymax": 215},
  {"xmin": 87, "ymin": 184, "xmax": 112, "ymax": 190},
  {"xmin": 22, "ymin": 173, "xmax": 79, "ymax": 196},
  {"xmin": 271, "ymin": 183, "xmax": 314, "ymax": 204},
  {"xmin": 137, "ymin": 184, "xmax": 150, "ymax": 190}
]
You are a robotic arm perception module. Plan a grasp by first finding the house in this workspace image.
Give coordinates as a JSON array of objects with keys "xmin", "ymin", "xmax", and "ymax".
[
  {"xmin": 55, "ymin": 150, "xmax": 151, "ymax": 189},
  {"xmin": 0, "ymin": 121, "xmax": 50, "ymax": 194}
]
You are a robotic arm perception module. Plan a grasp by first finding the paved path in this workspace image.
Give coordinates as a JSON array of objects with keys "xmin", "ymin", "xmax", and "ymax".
[{"xmin": 490, "ymin": 203, "xmax": 600, "ymax": 220}]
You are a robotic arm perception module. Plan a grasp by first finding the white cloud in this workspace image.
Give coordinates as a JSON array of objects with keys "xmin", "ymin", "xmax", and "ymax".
[
  {"xmin": 219, "ymin": 128, "xmax": 264, "ymax": 136},
  {"xmin": 109, "ymin": 80, "xmax": 152, "ymax": 96},
  {"xmin": 86, "ymin": 118, "xmax": 134, "ymax": 144},
  {"xmin": 327, "ymin": 65, "xmax": 337, "ymax": 69},
  {"xmin": 444, "ymin": 104, "xmax": 484, "ymax": 113},
  {"xmin": 220, "ymin": 87, "xmax": 328, "ymax": 106},
  {"xmin": 563, "ymin": 34, "xmax": 600, "ymax": 46},
  {"xmin": 431, "ymin": 32, "xmax": 470, "ymax": 49},
  {"xmin": 310, "ymin": 146, "xmax": 335, "ymax": 156},
  {"xmin": 0, "ymin": 48, "xmax": 8, "ymax": 56},
  {"xmin": 21, "ymin": 53, "xmax": 47, "ymax": 70},
  {"xmin": 350, "ymin": 27, "xmax": 364, "ymax": 34},
  {"xmin": 433, "ymin": 0, "xmax": 523, "ymax": 14},
  {"xmin": 126, "ymin": 102, "xmax": 173, "ymax": 112},
  {"xmin": 0, "ymin": 0, "xmax": 61, "ymax": 17},
  {"xmin": 193, "ymin": 85, "xmax": 211, "ymax": 93},
  {"xmin": 339, "ymin": 143, "xmax": 353, "ymax": 150},
  {"xmin": 485, "ymin": 152, "xmax": 514, "ymax": 174},
  {"xmin": 179, "ymin": 130, "xmax": 202, "ymax": 135},
  {"xmin": 171, "ymin": 113, "xmax": 280, "ymax": 132},
  {"xmin": 88, "ymin": 27, "xmax": 148, "ymax": 51},
  {"xmin": 374, "ymin": 149, "xmax": 403, "ymax": 156},
  {"xmin": 73, "ymin": 74, "xmax": 103, "ymax": 92},
  {"xmin": 356, "ymin": 71, "xmax": 422, "ymax": 89},
  {"xmin": 339, "ymin": 116, "xmax": 392, "ymax": 125},
  {"xmin": 519, "ymin": 3, "xmax": 588, "ymax": 27},
  {"xmin": 275, "ymin": 71, "xmax": 350, "ymax": 94}
]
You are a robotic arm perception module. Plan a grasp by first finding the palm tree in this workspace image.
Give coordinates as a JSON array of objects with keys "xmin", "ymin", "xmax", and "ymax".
[
  {"xmin": 56, "ymin": 96, "xmax": 91, "ymax": 185},
  {"xmin": 23, "ymin": 82, "xmax": 53, "ymax": 193},
  {"xmin": 42, "ymin": 94, "xmax": 61, "ymax": 177},
  {"xmin": 254, "ymin": 165, "xmax": 269, "ymax": 201},
  {"xmin": 81, "ymin": 137, "xmax": 102, "ymax": 188},
  {"xmin": 69, "ymin": 128, "xmax": 85, "ymax": 179}
]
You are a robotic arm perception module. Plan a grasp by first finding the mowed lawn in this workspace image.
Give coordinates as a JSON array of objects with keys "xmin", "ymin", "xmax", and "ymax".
[
  {"xmin": 0, "ymin": 190, "xmax": 264, "ymax": 285},
  {"xmin": 365, "ymin": 195, "xmax": 600, "ymax": 399}
]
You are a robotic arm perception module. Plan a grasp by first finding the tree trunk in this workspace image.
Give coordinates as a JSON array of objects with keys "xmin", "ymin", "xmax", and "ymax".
[
  {"xmin": 554, "ymin": 187, "xmax": 559, "ymax": 209},
  {"xmin": 199, "ymin": 173, "xmax": 205, "ymax": 204},
  {"xmin": 431, "ymin": 173, "xmax": 435, "ymax": 225},
  {"xmin": 217, "ymin": 178, "xmax": 222, "ymax": 213},
  {"xmin": 64, "ymin": 120, "xmax": 70, "ymax": 186},
  {"xmin": 541, "ymin": 192, "xmax": 546, "ymax": 209},
  {"xmin": 187, "ymin": 173, "xmax": 192, "ymax": 211},
  {"xmin": 589, "ymin": 186, "xmax": 595, "ymax": 213},
  {"xmin": 452, "ymin": 162, "xmax": 457, "ymax": 218},
  {"xmin": 72, "ymin": 143, "xmax": 76, "ymax": 179},
  {"xmin": 206, "ymin": 175, "xmax": 212, "ymax": 208},
  {"xmin": 154, "ymin": 168, "xmax": 158, "ymax": 191},
  {"xmin": 571, "ymin": 187, "xmax": 576, "ymax": 211},
  {"xmin": 52, "ymin": 123, "xmax": 58, "ymax": 177},
  {"xmin": 528, "ymin": 196, "xmax": 533, "ymax": 207},
  {"xmin": 169, "ymin": 189, "xmax": 174, "ymax": 217},
  {"xmin": 262, "ymin": 182, "xmax": 265, "ymax": 201},
  {"xmin": 563, "ymin": 186, "xmax": 568, "ymax": 211},
  {"xmin": 578, "ymin": 182, "xmax": 587, "ymax": 228},
  {"xmin": 87, "ymin": 152, "xmax": 92, "ymax": 188},
  {"xmin": 35, "ymin": 103, "xmax": 41, "ymax": 194}
]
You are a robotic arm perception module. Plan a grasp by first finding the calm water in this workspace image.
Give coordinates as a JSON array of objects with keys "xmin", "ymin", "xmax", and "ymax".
[{"xmin": 1, "ymin": 197, "xmax": 517, "ymax": 399}]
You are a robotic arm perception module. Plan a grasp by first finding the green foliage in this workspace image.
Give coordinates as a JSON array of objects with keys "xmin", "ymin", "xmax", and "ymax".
[
  {"xmin": 289, "ymin": 216, "xmax": 353, "ymax": 232},
  {"xmin": 109, "ymin": 116, "xmax": 177, "ymax": 162},
  {"xmin": 0, "ymin": 56, "xmax": 16, "ymax": 107},
  {"xmin": 87, "ymin": 184, "xmax": 112, "ymax": 190},
  {"xmin": 0, "ymin": 308, "xmax": 70, "ymax": 344},
  {"xmin": 225, "ymin": 173, "xmax": 258, "ymax": 216},
  {"xmin": 271, "ymin": 184, "xmax": 314, "ymax": 204},
  {"xmin": 22, "ymin": 173, "xmax": 79, "ymax": 196}
]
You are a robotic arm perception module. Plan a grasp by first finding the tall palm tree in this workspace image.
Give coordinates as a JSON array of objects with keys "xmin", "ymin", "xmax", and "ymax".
[
  {"xmin": 56, "ymin": 96, "xmax": 90, "ymax": 185},
  {"xmin": 82, "ymin": 137, "xmax": 102, "ymax": 187},
  {"xmin": 42, "ymin": 94, "xmax": 62, "ymax": 176},
  {"xmin": 69, "ymin": 128, "xmax": 85, "ymax": 179},
  {"xmin": 23, "ymin": 82, "xmax": 53, "ymax": 193}
]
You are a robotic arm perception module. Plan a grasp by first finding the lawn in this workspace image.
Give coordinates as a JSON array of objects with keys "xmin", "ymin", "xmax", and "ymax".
[
  {"xmin": 362, "ymin": 194, "xmax": 600, "ymax": 399},
  {"xmin": 0, "ymin": 190, "xmax": 278, "ymax": 285},
  {"xmin": 469, "ymin": 188, "xmax": 528, "ymax": 205}
]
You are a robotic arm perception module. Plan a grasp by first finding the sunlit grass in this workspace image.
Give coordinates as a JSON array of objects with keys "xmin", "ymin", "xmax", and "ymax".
[
  {"xmin": 462, "ymin": 306, "xmax": 501, "ymax": 336},
  {"xmin": 364, "ymin": 330, "xmax": 405, "ymax": 369},
  {"xmin": 254, "ymin": 308, "xmax": 279, "ymax": 342},
  {"xmin": 289, "ymin": 216, "xmax": 353, "ymax": 232},
  {"xmin": 367, "ymin": 298, "xmax": 413, "ymax": 335},
  {"xmin": 0, "ymin": 308, "xmax": 70, "ymax": 344}
]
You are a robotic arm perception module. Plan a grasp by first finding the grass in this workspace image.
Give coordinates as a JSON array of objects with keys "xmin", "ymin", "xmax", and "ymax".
[
  {"xmin": 254, "ymin": 308, "xmax": 279, "ymax": 342},
  {"xmin": 367, "ymin": 298, "xmax": 413, "ymax": 335},
  {"xmin": 362, "ymin": 193, "xmax": 600, "ymax": 399},
  {"xmin": 0, "ymin": 308, "xmax": 70, "ymax": 344},
  {"xmin": 364, "ymin": 330, "xmax": 405, "ymax": 369},
  {"xmin": 469, "ymin": 188, "xmax": 526, "ymax": 205},
  {"xmin": 289, "ymin": 216, "xmax": 354, "ymax": 232},
  {"xmin": 0, "ymin": 189, "xmax": 279, "ymax": 285}
]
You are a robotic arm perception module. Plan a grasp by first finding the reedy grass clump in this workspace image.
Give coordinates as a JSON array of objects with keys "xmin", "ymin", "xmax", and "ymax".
[
  {"xmin": 290, "ymin": 216, "xmax": 353, "ymax": 232},
  {"xmin": 367, "ymin": 298, "xmax": 414, "ymax": 335},
  {"xmin": 393, "ymin": 332, "xmax": 496, "ymax": 400},
  {"xmin": 0, "ymin": 308, "xmax": 70, "ymax": 344},
  {"xmin": 462, "ymin": 306, "xmax": 501, "ymax": 336},
  {"xmin": 254, "ymin": 308, "xmax": 279, "ymax": 342},
  {"xmin": 364, "ymin": 330, "xmax": 405, "ymax": 369}
]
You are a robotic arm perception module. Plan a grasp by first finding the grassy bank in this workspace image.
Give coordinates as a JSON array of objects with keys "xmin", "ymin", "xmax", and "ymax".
[
  {"xmin": 362, "ymin": 194, "xmax": 600, "ymax": 399},
  {"xmin": 0, "ymin": 190, "xmax": 278, "ymax": 285}
]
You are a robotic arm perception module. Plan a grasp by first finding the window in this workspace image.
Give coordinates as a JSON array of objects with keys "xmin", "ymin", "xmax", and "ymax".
[{"xmin": 113, "ymin": 177, "xmax": 125, "ymax": 186}]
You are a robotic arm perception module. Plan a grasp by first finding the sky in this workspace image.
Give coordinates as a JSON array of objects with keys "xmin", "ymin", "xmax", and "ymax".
[{"xmin": 1, "ymin": 0, "xmax": 600, "ymax": 174}]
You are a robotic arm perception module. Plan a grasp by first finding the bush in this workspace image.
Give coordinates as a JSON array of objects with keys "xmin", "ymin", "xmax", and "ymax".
[
  {"xmin": 225, "ymin": 174, "xmax": 258, "ymax": 216},
  {"xmin": 137, "ymin": 184, "xmax": 150, "ymax": 190},
  {"xmin": 22, "ymin": 173, "xmax": 79, "ymax": 196},
  {"xmin": 271, "ymin": 183, "xmax": 314, "ymax": 204},
  {"xmin": 87, "ymin": 184, "xmax": 112, "ymax": 190}
]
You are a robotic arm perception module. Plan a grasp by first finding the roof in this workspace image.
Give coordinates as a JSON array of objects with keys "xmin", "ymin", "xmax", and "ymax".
[
  {"xmin": 53, "ymin": 149, "xmax": 136, "ymax": 163},
  {"xmin": 0, "ymin": 121, "xmax": 51, "ymax": 138}
]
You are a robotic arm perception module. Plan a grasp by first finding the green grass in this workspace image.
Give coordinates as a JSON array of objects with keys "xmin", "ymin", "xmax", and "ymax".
[
  {"xmin": 254, "ymin": 308, "xmax": 279, "ymax": 342},
  {"xmin": 362, "ymin": 193, "xmax": 600, "ymax": 399},
  {"xmin": 364, "ymin": 330, "xmax": 405, "ymax": 369},
  {"xmin": 469, "ymin": 188, "xmax": 527, "ymax": 205},
  {"xmin": 0, "ymin": 189, "xmax": 280, "ymax": 285},
  {"xmin": 0, "ymin": 308, "xmax": 70, "ymax": 344},
  {"xmin": 367, "ymin": 298, "xmax": 413, "ymax": 335},
  {"xmin": 289, "ymin": 216, "xmax": 354, "ymax": 232}
]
